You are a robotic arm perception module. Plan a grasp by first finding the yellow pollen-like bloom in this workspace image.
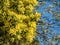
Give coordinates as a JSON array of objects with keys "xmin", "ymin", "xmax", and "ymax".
[
  {"xmin": 28, "ymin": 21, "xmax": 36, "ymax": 28},
  {"xmin": 17, "ymin": 35, "xmax": 22, "ymax": 40},
  {"xmin": 8, "ymin": 28, "xmax": 16, "ymax": 35}
]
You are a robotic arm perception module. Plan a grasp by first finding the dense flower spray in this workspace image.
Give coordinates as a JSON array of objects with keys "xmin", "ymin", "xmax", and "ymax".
[{"xmin": 0, "ymin": 0, "xmax": 41, "ymax": 45}]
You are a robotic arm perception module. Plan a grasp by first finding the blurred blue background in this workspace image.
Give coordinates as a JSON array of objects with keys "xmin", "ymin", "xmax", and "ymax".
[{"xmin": 36, "ymin": 0, "xmax": 60, "ymax": 45}]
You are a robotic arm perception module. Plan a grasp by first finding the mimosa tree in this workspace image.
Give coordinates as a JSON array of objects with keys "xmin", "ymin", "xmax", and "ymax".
[{"xmin": 0, "ymin": 0, "xmax": 40, "ymax": 45}]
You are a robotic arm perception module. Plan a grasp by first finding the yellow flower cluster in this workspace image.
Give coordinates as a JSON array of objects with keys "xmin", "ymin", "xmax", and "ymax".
[
  {"xmin": 28, "ymin": 21, "xmax": 36, "ymax": 28},
  {"xmin": 23, "ymin": 0, "xmax": 38, "ymax": 6},
  {"xmin": 0, "ymin": 0, "xmax": 41, "ymax": 44},
  {"xmin": 26, "ymin": 4, "xmax": 33, "ymax": 13},
  {"xmin": 8, "ymin": 28, "xmax": 16, "ymax": 35}
]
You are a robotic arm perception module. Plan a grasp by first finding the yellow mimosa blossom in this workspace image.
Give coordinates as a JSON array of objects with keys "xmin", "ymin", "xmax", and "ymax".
[
  {"xmin": 30, "ymin": 14, "xmax": 35, "ymax": 19},
  {"xmin": 4, "ymin": 21, "xmax": 10, "ymax": 27},
  {"xmin": 26, "ymin": 33, "xmax": 35, "ymax": 43},
  {"xmin": 32, "ymin": 0, "xmax": 38, "ymax": 6},
  {"xmin": 18, "ymin": 7, "xmax": 25, "ymax": 14},
  {"xmin": 7, "ymin": 10, "xmax": 16, "ymax": 16},
  {"xmin": 7, "ymin": 10, "xmax": 24, "ymax": 19},
  {"xmin": 4, "ymin": 0, "xmax": 10, "ymax": 6},
  {"xmin": 10, "ymin": 37, "xmax": 15, "ymax": 42},
  {"xmin": 15, "ymin": 23, "xmax": 27, "ymax": 30},
  {"xmin": 28, "ymin": 21, "xmax": 36, "ymax": 28},
  {"xmin": 35, "ymin": 12, "xmax": 41, "ymax": 21},
  {"xmin": 17, "ymin": 35, "xmax": 22, "ymax": 40},
  {"xmin": 25, "ymin": 16, "xmax": 30, "ymax": 21},
  {"xmin": 8, "ymin": 28, "xmax": 16, "ymax": 35},
  {"xmin": 35, "ymin": 12, "xmax": 41, "ymax": 17},
  {"xmin": 18, "ymin": 1, "xmax": 23, "ymax": 5},
  {"xmin": 23, "ymin": 0, "xmax": 38, "ymax": 6},
  {"xmin": 28, "ymin": 27, "xmax": 36, "ymax": 31},
  {"xmin": 15, "ymin": 23, "xmax": 21, "ymax": 32},
  {"xmin": 27, "ymin": 27, "xmax": 36, "ymax": 35},
  {"xmin": 26, "ymin": 4, "xmax": 33, "ymax": 12},
  {"xmin": 20, "ymin": 23, "xmax": 27, "ymax": 28},
  {"xmin": 22, "ymin": 15, "xmax": 26, "ymax": 20}
]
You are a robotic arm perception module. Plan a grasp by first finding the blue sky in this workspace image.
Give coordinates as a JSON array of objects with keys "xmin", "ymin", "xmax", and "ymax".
[{"xmin": 36, "ymin": 0, "xmax": 60, "ymax": 45}]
